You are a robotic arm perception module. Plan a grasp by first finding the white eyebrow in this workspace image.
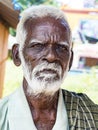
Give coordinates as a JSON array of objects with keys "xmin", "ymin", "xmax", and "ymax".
[
  {"xmin": 29, "ymin": 39, "xmax": 44, "ymax": 44},
  {"xmin": 29, "ymin": 40, "xmax": 71, "ymax": 49},
  {"xmin": 58, "ymin": 42, "xmax": 69, "ymax": 47},
  {"xmin": 59, "ymin": 42, "xmax": 72, "ymax": 50}
]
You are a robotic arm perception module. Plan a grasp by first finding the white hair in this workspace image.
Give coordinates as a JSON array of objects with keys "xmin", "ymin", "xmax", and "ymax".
[{"xmin": 16, "ymin": 5, "xmax": 71, "ymax": 50}]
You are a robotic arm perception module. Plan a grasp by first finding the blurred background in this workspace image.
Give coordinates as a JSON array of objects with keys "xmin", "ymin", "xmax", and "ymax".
[{"xmin": 0, "ymin": 0, "xmax": 98, "ymax": 103}]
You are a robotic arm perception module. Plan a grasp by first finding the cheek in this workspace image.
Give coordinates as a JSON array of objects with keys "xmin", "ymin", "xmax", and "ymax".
[
  {"xmin": 23, "ymin": 48, "xmax": 44, "ymax": 68},
  {"xmin": 62, "ymin": 55, "xmax": 71, "ymax": 71},
  {"xmin": 22, "ymin": 49, "xmax": 35, "ymax": 69}
]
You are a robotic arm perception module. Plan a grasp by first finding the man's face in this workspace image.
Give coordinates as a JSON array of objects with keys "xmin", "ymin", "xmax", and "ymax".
[{"xmin": 20, "ymin": 17, "xmax": 72, "ymax": 95}]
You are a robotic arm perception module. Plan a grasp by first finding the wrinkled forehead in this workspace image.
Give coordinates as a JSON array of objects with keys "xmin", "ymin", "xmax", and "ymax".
[
  {"xmin": 22, "ymin": 16, "xmax": 71, "ymax": 47},
  {"xmin": 24, "ymin": 16, "xmax": 70, "ymax": 35}
]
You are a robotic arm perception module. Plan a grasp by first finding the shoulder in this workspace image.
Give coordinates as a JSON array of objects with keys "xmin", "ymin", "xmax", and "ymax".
[
  {"xmin": 62, "ymin": 89, "xmax": 98, "ymax": 127},
  {"xmin": 0, "ymin": 95, "xmax": 10, "ymax": 129},
  {"xmin": 0, "ymin": 87, "xmax": 21, "ymax": 115},
  {"xmin": 0, "ymin": 87, "xmax": 20, "ymax": 130},
  {"xmin": 0, "ymin": 95, "xmax": 9, "ymax": 113},
  {"xmin": 62, "ymin": 89, "xmax": 98, "ymax": 107}
]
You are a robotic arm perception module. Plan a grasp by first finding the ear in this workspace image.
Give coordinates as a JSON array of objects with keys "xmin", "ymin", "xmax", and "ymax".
[
  {"xmin": 69, "ymin": 49, "xmax": 73, "ymax": 70},
  {"xmin": 12, "ymin": 44, "xmax": 21, "ymax": 66}
]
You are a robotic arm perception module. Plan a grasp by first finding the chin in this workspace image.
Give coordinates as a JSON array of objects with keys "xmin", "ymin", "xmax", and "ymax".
[
  {"xmin": 26, "ymin": 70, "xmax": 69, "ymax": 97},
  {"xmin": 26, "ymin": 76, "xmax": 62, "ymax": 97}
]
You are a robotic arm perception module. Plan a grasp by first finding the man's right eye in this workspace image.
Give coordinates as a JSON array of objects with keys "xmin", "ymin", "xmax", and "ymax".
[
  {"xmin": 28, "ymin": 43, "xmax": 44, "ymax": 50},
  {"xmin": 28, "ymin": 43, "xmax": 45, "ymax": 53}
]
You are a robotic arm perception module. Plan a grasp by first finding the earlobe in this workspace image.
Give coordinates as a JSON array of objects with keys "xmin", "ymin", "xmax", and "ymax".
[
  {"xmin": 12, "ymin": 44, "xmax": 21, "ymax": 66},
  {"xmin": 69, "ymin": 50, "xmax": 73, "ymax": 70}
]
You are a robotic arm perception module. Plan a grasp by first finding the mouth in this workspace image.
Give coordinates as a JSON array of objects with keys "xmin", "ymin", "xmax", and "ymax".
[
  {"xmin": 35, "ymin": 69, "xmax": 57, "ymax": 75},
  {"xmin": 35, "ymin": 69, "xmax": 60, "ymax": 81}
]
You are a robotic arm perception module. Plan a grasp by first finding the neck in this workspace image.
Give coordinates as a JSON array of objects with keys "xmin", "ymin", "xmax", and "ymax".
[{"xmin": 23, "ymin": 78, "xmax": 59, "ymax": 110}]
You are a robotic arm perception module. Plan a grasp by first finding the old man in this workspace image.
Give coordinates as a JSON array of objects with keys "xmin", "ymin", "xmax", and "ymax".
[{"xmin": 0, "ymin": 5, "xmax": 98, "ymax": 130}]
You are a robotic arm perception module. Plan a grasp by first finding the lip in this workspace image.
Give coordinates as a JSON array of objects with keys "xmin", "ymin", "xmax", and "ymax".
[
  {"xmin": 36, "ymin": 69, "xmax": 60, "ymax": 81},
  {"xmin": 40, "ymin": 69, "xmax": 57, "ymax": 74},
  {"xmin": 35, "ymin": 69, "xmax": 58, "ymax": 76}
]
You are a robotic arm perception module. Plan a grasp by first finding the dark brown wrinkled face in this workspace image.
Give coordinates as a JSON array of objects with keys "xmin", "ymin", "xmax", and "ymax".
[{"xmin": 22, "ymin": 17, "xmax": 72, "ymax": 79}]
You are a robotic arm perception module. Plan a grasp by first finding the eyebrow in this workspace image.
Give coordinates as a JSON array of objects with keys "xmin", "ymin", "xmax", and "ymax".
[
  {"xmin": 29, "ymin": 39, "xmax": 44, "ymax": 44},
  {"xmin": 58, "ymin": 42, "xmax": 72, "ymax": 50},
  {"xmin": 58, "ymin": 42, "xmax": 69, "ymax": 47},
  {"xmin": 29, "ymin": 39, "xmax": 71, "ymax": 49}
]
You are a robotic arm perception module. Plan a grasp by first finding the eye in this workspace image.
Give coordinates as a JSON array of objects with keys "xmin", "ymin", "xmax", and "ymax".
[
  {"xmin": 28, "ymin": 42, "xmax": 44, "ymax": 50},
  {"xmin": 56, "ymin": 44, "xmax": 69, "ymax": 53}
]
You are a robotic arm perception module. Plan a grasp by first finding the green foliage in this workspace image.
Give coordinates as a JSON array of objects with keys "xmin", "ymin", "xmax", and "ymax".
[
  {"xmin": 44, "ymin": 0, "xmax": 58, "ymax": 6},
  {"xmin": 9, "ymin": 28, "xmax": 16, "ymax": 36},
  {"xmin": 16, "ymin": 0, "xmax": 58, "ymax": 10}
]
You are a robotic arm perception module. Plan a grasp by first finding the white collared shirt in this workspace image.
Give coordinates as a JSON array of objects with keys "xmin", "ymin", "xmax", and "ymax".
[{"xmin": 0, "ymin": 87, "xmax": 69, "ymax": 130}]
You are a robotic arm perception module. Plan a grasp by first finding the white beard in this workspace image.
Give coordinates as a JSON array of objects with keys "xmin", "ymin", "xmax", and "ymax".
[{"xmin": 19, "ymin": 50, "xmax": 69, "ymax": 96}]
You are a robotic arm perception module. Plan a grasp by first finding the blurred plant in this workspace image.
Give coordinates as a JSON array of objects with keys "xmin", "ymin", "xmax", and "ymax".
[
  {"xmin": 9, "ymin": 28, "xmax": 16, "ymax": 36},
  {"xmin": 10, "ymin": 0, "xmax": 58, "ymax": 36},
  {"xmin": 12, "ymin": 0, "xmax": 58, "ymax": 11}
]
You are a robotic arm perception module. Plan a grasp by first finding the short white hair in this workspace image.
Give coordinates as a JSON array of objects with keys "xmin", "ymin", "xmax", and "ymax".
[{"xmin": 16, "ymin": 5, "xmax": 71, "ymax": 49}]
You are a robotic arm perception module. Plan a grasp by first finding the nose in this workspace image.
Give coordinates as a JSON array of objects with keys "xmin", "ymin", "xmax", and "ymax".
[{"xmin": 44, "ymin": 46, "xmax": 57, "ymax": 63}]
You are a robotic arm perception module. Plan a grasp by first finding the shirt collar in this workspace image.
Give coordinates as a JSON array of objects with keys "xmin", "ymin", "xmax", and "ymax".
[
  {"xmin": 52, "ymin": 89, "xmax": 69, "ymax": 130},
  {"xmin": 8, "ymin": 87, "xmax": 69, "ymax": 130}
]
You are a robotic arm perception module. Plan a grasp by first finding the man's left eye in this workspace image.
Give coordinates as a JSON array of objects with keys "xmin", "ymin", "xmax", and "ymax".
[{"xmin": 57, "ymin": 44, "xmax": 69, "ymax": 52}]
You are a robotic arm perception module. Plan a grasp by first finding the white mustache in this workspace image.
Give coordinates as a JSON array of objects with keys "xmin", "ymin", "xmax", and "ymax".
[{"xmin": 32, "ymin": 61, "xmax": 62, "ymax": 78}]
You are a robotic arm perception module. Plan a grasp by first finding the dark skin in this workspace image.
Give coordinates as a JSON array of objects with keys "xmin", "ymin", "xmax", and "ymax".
[
  {"xmin": 12, "ymin": 16, "xmax": 73, "ymax": 130},
  {"xmin": 23, "ymin": 78, "xmax": 59, "ymax": 130}
]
